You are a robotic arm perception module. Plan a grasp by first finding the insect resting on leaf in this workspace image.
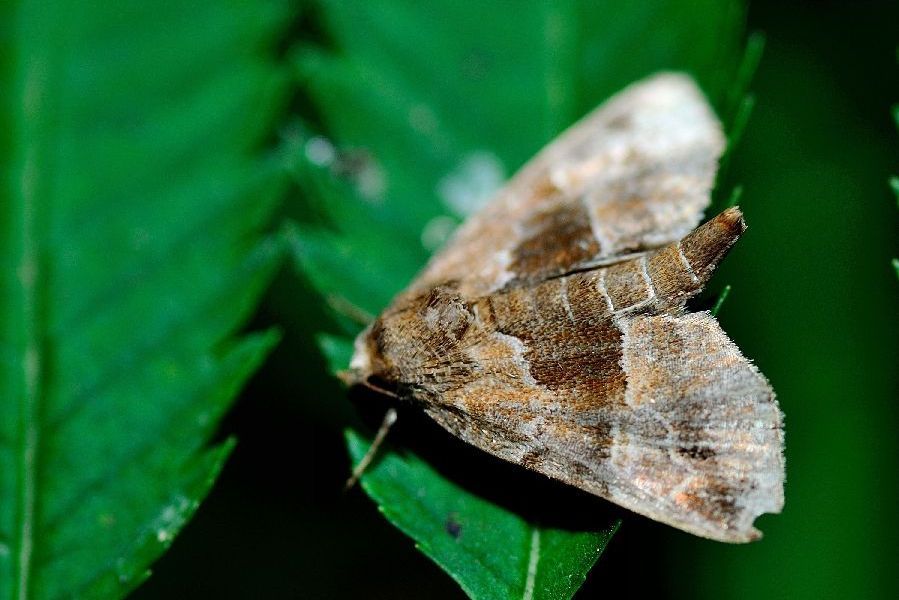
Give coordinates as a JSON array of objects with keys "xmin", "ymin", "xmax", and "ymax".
[{"xmin": 341, "ymin": 73, "xmax": 784, "ymax": 543}]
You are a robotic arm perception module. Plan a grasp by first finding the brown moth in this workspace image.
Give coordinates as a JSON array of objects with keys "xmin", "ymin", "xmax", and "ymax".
[{"xmin": 344, "ymin": 73, "xmax": 785, "ymax": 542}]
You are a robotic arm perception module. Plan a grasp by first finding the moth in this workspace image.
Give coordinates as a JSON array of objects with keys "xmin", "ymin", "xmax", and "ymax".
[{"xmin": 343, "ymin": 73, "xmax": 785, "ymax": 542}]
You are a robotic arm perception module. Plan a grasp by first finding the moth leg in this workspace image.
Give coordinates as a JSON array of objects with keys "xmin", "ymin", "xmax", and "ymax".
[{"xmin": 344, "ymin": 408, "xmax": 398, "ymax": 491}]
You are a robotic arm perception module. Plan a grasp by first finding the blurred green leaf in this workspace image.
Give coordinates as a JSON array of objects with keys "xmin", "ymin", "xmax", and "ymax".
[
  {"xmin": 669, "ymin": 5, "xmax": 899, "ymax": 596},
  {"xmin": 894, "ymin": 107, "xmax": 898, "ymax": 279},
  {"xmin": 346, "ymin": 431, "xmax": 618, "ymax": 600},
  {"xmin": 710, "ymin": 284, "xmax": 733, "ymax": 316},
  {"xmin": 291, "ymin": 0, "xmax": 751, "ymax": 596},
  {"xmin": 0, "ymin": 1, "xmax": 288, "ymax": 598}
]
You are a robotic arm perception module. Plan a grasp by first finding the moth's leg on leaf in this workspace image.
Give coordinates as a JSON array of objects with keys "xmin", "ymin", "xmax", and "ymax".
[{"xmin": 344, "ymin": 407, "xmax": 398, "ymax": 491}]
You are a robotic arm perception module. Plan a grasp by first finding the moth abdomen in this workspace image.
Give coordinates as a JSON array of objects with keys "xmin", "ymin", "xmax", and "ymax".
[
  {"xmin": 677, "ymin": 207, "xmax": 746, "ymax": 285},
  {"xmin": 643, "ymin": 206, "xmax": 747, "ymax": 307}
]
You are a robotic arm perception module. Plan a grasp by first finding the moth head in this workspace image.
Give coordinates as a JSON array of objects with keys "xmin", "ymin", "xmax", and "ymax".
[
  {"xmin": 347, "ymin": 326, "xmax": 375, "ymax": 376},
  {"xmin": 341, "ymin": 284, "xmax": 475, "ymax": 396},
  {"xmin": 340, "ymin": 321, "xmax": 392, "ymax": 391}
]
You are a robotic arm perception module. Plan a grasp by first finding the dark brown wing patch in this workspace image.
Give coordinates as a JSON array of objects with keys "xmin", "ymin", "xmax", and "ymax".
[
  {"xmin": 483, "ymin": 278, "xmax": 624, "ymax": 397},
  {"xmin": 509, "ymin": 201, "xmax": 600, "ymax": 281}
]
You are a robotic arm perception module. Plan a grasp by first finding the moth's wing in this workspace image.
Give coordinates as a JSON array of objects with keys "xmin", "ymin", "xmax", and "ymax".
[
  {"xmin": 422, "ymin": 311, "xmax": 783, "ymax": 542},
  {"xmin": 412, "ymin": 73, "xmax": 726, "ymax": 297},
  {"xmin": 607, "ymin": 312, "xmax": 784, "ymax": 541}
]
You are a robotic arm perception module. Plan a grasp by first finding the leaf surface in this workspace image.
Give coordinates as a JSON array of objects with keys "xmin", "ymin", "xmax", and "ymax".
[
  {"xmin": 0, "ymin": 2, "xmax": 288, "ymax": 597},
  {"xmin": 346, "ymin": 432, "xmax": 618, "ymax": 600}
]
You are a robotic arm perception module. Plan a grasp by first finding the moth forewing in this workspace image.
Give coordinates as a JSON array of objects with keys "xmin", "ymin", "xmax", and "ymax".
[
  {"xmin": 346, "ymin": 73, "xmax": 784, "ymax": 543},
  {"xmin": 407, "ymin": 72, "xmax": 726, "ymax": 298}
]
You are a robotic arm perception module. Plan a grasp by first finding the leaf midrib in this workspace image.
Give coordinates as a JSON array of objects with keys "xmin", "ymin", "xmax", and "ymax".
[
  {"xmin": 522, "ymin": 527, "xmax": 540, "ymax": 600},
  {"xmin": 12, "ymin": 5, "xmax": 57, "ymax": 597},
  {"xmin": 13, "ymin": 59, "xmax": 42, "ymax": 600}
]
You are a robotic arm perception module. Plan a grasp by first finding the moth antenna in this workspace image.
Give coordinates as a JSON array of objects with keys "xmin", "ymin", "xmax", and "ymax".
[
  {"xmin": 344, "ymin": 408, "xmax": 398, "ymax": 491},
  {"xmin": 326, "ymin": 294, "xmax": 375, "ymax": 326}
]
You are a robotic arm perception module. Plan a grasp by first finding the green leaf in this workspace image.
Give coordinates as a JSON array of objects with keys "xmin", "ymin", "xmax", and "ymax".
[
  {"xmin": 711, "ymin": 284, "xmax": 733, "ymax": 316},
  {"xmin": 893, "ymin": 107, "xmax": 899, "ymax": 278},
  {"xmin": 0, "ymin": 1, "xmax": 288, "ymax": 597},
  {"xmin": 291, "ymin": 1, "xmax": 751, "ymax": 596},
  {"xmin": 346, "ymin": 431, "xmax": 618, "ymax": 600}
]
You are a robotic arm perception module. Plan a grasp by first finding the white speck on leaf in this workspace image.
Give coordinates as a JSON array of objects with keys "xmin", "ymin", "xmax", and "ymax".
[
  {"xmin": 355, "ymin": 161, "xmax": 385, "ymax": 201},
  {"xmin": 305, "ymin": 136, "xmax": 336, "ymax": 166},
  {"xmin": 421, "ymin": 215, "xmax": 458, "ymax": 251},
  {"xmin": 437, "ymin": 152, "xmax": 505, "ymax": 218}
]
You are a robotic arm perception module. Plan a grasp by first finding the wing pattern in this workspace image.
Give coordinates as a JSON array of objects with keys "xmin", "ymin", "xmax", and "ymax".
[
  {"xmin": 411, "ymin": 73, "xmax": 726, "ymax": 297},
  {"xmin": 348, "ymin": 74, "xmax": 784, "ymax": 542}
]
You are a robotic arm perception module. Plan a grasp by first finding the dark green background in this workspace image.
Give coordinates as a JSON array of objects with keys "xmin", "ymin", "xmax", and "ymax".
[{"xmin": 134, "ymin": 1, "xmax": 898, "ymax": 598}]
